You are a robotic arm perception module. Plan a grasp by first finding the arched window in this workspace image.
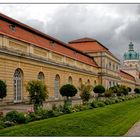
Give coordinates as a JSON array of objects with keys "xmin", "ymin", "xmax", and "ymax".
[
  {"xmin": 68, "ymin": 76, "xmax": 72, "ymax": 84},
  {"xmin": 94, "ymin": 80, "xmax": 97, "ymax": 86},
  {"xmin": 54, "ymin": 74, "xmax": 60, "ymax": 98},
  {"xmin": 129, "ymin": 53, "xmax": 132, "ymax": 59},
  {"xmin": 13, "ymin": 68, "xmax": 23, "ymax": 102},
  {"xmin": 37, "ymin": 72, "xmax": 45, "ymax": 81},
  {"xmin": 78, "ymin": 78, "xmax": 82, "ymax": 86},
  {"xmin": 87, "ymin": 79, "xmax": 90, "ymax": 84},
  {"xmin": 109, "ymin": 62, "xmax": 111, "ymax": 69},
  {"xmin": 109, "ymin": 81, "xmax": 111, "ymax": 87}
]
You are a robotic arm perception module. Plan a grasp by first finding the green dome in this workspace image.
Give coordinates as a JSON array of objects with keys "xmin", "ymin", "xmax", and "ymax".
[{"xmin": 124, "ymin": 42, "xmax": 139, "ymax": 60}]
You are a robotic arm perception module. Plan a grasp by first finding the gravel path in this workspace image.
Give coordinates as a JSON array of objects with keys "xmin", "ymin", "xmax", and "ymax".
[{"xmin": 125, "ymin": 120, "xmax": 140, "ymax": 136}]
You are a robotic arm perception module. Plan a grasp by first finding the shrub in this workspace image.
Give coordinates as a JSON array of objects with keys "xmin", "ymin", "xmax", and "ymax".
[
  {"xmin": 80, "ymin": 105, "xmax": 89, "ymax": 111},
  {"xmin": 5, "ymin": 110, "xmax": 27, "ymax": 124},
  {"xmin": 97, "ymin": 101, "xmax": 106, "ymax": 107},
  {"xmin": 27, "ymin": 112, "xmax": 37, "ymax": 122},
  {"xmin": 0, "ymin": 120, "xmax": 6, "ymax": 129},
  {"xmin": 114, "ymin": 98, "xmax": 121, "ymax": 103},
  {"xmin": 47, "ymin": 110, "xmax": 55, "ymax": 117},
  {"xmin": 26, "ymin": 80, "xmax": 49, "ymax": 112},
  {"xmin": 16, "ymin": 112, "xmax": 27, "ymax": 124},
  {"xmin": 0, "ymin": 80, "xmax": 7, "ymax": 101},
  {"xmin": 4, "ymin": 121, "xmax": 15, "ymax": 127},
  {"xmin": 104, "ymin": 99, "xmax": 112, "ymax": 105},
  {"xmin": 93, "ymin": 85, "xmax": 105, "ymax": 97},
  {"xmin": 5, "ymin": 110, "xmax": 19, "ymax": 123},
  {"xmin": 90, "ymin": 101, "xmax": 99, "ymax": 108},
  {"xmin": 116, "ymin": 85, "xmax": 129, "ymax": 96},
  {"xmin": 60, "ymin": 84, "xmax": 77, "ymax": 105},
  {"xmin": 72, "ymin": 104, "xmax": 83, "ymax": 112},
  {"xmin": 104, "ymin": 89, "xmax": 113, "ymax": 97},
  {"xmin": 78, "ymin": 83, "xmax": 93, "ymax": 104},
  {"xmin": 134, "ymin": 88, "xmax": 140, "ymax": 94}
]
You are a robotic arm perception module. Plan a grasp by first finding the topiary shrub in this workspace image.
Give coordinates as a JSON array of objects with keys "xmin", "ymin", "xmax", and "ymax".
[
  {"xmin": 60, "ymin": 84, "xmax": 77, "ymax": 106},
  {"xmin": 5, "ymin": 110, "xmax": 19, "ymax": 123},
  {"xmin": 26, "ymin": 80, "xmax": 49, "ymax": 112},
  {"xmin": 128, "ymin": 87, "xmax": 132, "ymax": 92},
  {"xmin": 5, "ymin": 110, "xmax": 27, "ymax": 124},
  {"xmin": 134, "ymin": 88, "xmax": 140, "ymax": 94},
  {"xmin": 0, "ymin": 80, "xmax": 7, "ymax": 102},
  {"xmin": 93, "ymin": 85, "xmax": 105, "ymax": 98},
  {"xmin": 78, "ymin": 83, "xmax": 93, "ymax": 104}
]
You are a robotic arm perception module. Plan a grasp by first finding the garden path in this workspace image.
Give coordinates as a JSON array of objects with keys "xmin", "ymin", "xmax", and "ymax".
[{"xmin": 125, "ymin": 120, "xmax": 140, "ymax": 136}]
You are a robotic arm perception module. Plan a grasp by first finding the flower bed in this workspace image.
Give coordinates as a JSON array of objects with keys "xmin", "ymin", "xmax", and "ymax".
[{"xmin": 0, "ymin": 94, "xmax": 140, "ymax": 130}]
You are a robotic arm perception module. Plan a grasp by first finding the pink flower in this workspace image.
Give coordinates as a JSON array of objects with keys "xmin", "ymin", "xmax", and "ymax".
[{"xmin": 26, "ymin": 107, "xmax": 34, "ymax": 114}]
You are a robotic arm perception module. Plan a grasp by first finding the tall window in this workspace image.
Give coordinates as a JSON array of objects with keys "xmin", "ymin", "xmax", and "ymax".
[
  {"xmin": 54, "ymin": 74, "xmax": 60, "ymax": 98},
  {"xmin": 109, "ymin": 81, "xmax": 111, "ymax": 87},
  {"xmin": 87, "ymin": 79, "xmax": 90, "ymax": 84},
  {"xmin": 68, "ymin": 76, "xmax": 72, "ymax": 84},
  {"xmin": 37, "ymin": 72, "xmax": 45, "ymax": 81},
  {"xmin": 14, "ymin": 69, "xmax": 23, "ymax": 102},
  {"xmin": 94, "ymin": 80, "xmax": 97, "ymax": 86},
  {"xmin": 78, "ymin": 78, "xmax": 82, "ymax": 86}
]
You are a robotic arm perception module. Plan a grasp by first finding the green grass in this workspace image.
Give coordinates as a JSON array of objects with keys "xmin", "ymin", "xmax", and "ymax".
[{"xmin": 1, "ymin": 98, "xmax": 140, "ymax": 136}]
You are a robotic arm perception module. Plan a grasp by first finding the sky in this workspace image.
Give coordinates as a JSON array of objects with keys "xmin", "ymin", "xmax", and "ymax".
[{"xmin": 0, "ymin": 4, "xmax": 140, "ymax": 62}]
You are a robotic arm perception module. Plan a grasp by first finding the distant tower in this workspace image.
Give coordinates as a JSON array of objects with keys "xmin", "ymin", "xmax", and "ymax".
[{"xmin": 122, "ymin": 42, "xmax": 140, "ymax": 80}]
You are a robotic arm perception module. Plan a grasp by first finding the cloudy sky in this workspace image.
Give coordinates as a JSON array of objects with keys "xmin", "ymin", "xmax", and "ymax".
[{"xmin": 0, "ymin": 4, "xmax": 140, "ymax": 62}]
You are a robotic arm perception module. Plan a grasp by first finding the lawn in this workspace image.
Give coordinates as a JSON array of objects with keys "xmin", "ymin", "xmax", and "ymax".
[{"xmin": 1, "ymin": 98, "xmax": 140, "ymax": 136}]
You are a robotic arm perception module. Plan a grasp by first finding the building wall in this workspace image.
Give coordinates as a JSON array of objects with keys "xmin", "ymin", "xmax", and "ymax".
[
  {"xmin": 0, "ymin": 36, "xmax": 99, "ymax": 103},
  {"xmin": 87, "ymin": 51, "xmax": 120, "ymax": 88}
]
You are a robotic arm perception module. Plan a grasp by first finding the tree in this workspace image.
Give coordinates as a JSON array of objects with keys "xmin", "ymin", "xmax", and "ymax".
[
  {"xmin": 0, "ymin": 80, "xmax": 7, "ymax": 102},
  {"xmin": 59, "ymin": 84, "xmax": 77, "ymax": 105},
  {"xmin": 134, "ymin": 88, "xmax": 140, "ymax": 94},
  {"xmin": 93, "ymin": 85, "xmax": 105, "ymax": 98},
  {"xmin": 78, "ymin": 83, "xmax": 93, "ymax": 104},
  {"xmin": 26, "ymin": 80, "xmax": 48, "ymax": 112}
]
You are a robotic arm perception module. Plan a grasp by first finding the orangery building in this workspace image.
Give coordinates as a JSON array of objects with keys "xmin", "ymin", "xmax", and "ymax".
[{"xmin": 0, "ymin": 13, "xmax": 140, "ymax": 104}]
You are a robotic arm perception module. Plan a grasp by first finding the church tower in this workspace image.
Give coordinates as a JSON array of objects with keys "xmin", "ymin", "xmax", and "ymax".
[{"xmin": 122, "ymin": 42, "xmax": 140, "ymax": 81}]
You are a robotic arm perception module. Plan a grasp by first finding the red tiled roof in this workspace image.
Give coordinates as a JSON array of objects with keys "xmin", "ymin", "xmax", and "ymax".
[
  {"xmin": 69, "ymin": 37, "xmax": 97, "ymax": 43},
  {"xmin": 69, "ymin": 38, "xmax": 120, "ymax": 61},
  {"xmin": 0, "ymin": 13, "xmax": 98, "ymax": 68},
  {"xmin": 119, "ymin": 70, "xmax": 135, "ymax": 81}
]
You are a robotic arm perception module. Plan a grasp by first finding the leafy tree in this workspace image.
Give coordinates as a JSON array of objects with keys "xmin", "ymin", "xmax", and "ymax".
[
  {"xmin": 59, "ymin": 84, "xmax": 77, "ymax": 105},
  {"xmin": 93, "ymin": 85, "xmax": 105, "ymax": 98},
  {"xmin": 134, "ymin": 88, "xmax": 140, "ymax": 94},
  {"xmin": 0, "ymin": 80, "xmax": 7, "ymax": 102},
  {"xmin": 78, "ymin": 83, "xmax": 93, "ymax": 104},
  {"xmin": 26, "ymin": 80, "xmax": 48, "ymax": 112}
]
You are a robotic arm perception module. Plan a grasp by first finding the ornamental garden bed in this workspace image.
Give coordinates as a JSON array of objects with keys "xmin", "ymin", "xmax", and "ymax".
[{"xmin": 0, "ymin": 94, "xmax": 140, "ymax": 136}]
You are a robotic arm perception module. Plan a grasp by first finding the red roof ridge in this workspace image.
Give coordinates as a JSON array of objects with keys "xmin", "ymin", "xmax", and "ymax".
[
  {"xmin": 0, "ymin": 12, "xmax": 99, "ymax": 68},
  {"xmin": 69, "ymin": 37, "xmax": 97, "ymax": 44},
  {"xmin": 0, "ymin": 13, "xmax": 92, "ymax": 59}
]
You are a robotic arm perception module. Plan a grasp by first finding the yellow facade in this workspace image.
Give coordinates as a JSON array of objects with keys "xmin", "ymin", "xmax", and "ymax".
[
  {"xmin": 0, "ymin": 35, "xmax": 98, "ymax": 103},
  {"xmin": 0, "ymin": 13, "xmax": 140, "ymax": 105}
]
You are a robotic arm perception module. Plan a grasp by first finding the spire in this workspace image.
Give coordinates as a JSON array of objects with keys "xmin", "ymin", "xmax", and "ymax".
[{"xmin": 129, "ymin": 42, "xmax": 134, "ymax": 51}]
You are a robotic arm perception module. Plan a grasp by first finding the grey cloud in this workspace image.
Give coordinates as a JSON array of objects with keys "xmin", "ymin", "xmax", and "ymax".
[{"xmin": 1, "ymin": 4, "xmax": 140, "ymax": 62}]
